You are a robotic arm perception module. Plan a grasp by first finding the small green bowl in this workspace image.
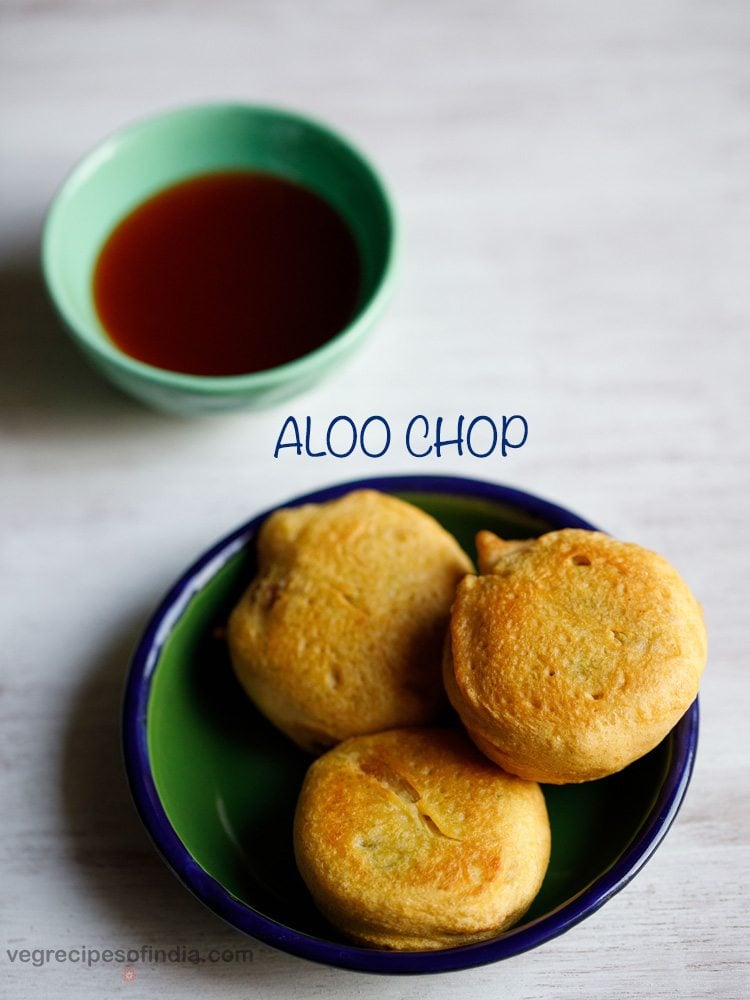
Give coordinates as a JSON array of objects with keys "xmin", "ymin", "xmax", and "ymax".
[{"xmin": 42, "ymin": 103, "xmax": 396, "ymax": 415}]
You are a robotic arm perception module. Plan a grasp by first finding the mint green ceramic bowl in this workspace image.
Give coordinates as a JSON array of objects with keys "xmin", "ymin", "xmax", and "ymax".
[{"xmin": 42, "ymin": 104, "xmax": 396, "ymax": 415}]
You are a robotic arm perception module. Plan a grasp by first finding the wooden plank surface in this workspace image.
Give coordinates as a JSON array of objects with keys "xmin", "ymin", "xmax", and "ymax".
[{"xmin": 1, "ymin": 2, "xmax": 748, "ymax": 997}]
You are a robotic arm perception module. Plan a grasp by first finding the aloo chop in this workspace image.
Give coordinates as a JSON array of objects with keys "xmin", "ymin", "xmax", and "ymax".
[
  {"xmin": 444, "ymin": 529, "xmax": 707, "ymax": 784},
  {"xmin": 227, "ymin": 490, "xmax": 473, "ymax": 752},
  {"xmin": 294, "ymin": 728, "xmax": 551, "ymax": 950}
]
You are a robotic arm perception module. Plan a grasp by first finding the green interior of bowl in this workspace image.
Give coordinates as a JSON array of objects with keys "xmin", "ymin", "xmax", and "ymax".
[
  {"xmin": 147, "ymin": 492, "xmax": 671, "ymax": 941},
  {"xmin": 45, "ymin": 104, "xmax": 393, "ymax": 351}
]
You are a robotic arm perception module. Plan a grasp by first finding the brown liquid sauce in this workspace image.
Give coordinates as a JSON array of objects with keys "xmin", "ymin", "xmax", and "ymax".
[{"xmin": 93, "ymin": 171, "xmax": 362, "ymax": 376}]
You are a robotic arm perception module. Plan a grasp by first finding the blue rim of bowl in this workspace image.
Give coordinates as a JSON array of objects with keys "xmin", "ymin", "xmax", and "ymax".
[
  {"xmin": 122, "ymin": 474, "xmax": 699, "ymax": 974},
  {"xmin": 41, "ymin": 101, "xmax": 398, "ymax": 396}
]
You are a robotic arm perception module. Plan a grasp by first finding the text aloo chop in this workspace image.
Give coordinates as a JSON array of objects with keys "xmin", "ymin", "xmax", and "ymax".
[{"xmin": 273, "ymin": 414, "xmax": 529, "ymax": 459}]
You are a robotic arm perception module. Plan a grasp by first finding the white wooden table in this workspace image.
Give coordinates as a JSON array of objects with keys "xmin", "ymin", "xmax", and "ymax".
[{"xmin": 2, "ymin": 2, "xmax": 748, "ymax": 997}]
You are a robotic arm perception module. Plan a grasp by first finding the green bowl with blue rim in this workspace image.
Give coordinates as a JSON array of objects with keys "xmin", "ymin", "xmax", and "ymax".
[
  {"xmin": 123, "ymin": 475, "xmax": 699, "ymax": 973},
  {"xmin": 42, "ymin": 103, "xmax": 396, "ymax": 415}
]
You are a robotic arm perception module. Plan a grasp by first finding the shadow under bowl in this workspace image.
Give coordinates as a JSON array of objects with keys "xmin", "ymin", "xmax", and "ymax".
[{"xmin": 123, "ymin": 475, "xmax": 698, "ymax": 973}]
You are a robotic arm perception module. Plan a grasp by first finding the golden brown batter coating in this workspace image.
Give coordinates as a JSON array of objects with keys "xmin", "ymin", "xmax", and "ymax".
[
  {"xmin": 227, "ymin": 490, "xmax": 473, "ymax": 752},
  {"xmin": 445, "ymin": 529, "xmax": 707, "ymax": 784},
  {"xmin": 294, "ymin": 728, "xmax": 551, "ymax": 949}
]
